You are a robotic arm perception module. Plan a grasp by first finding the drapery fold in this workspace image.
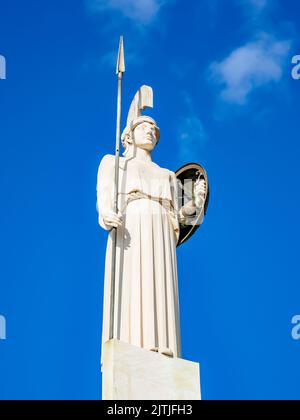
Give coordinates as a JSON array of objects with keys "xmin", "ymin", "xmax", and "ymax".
[{"xmin": 97, "ymin": 155, "xmax": 182, "ymax": 360}]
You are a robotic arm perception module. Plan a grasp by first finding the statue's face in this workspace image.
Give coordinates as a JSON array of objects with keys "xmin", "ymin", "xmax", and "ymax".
[{"xmin": 133, "ymin": 121, "xmax": 158, "ymax": 151}]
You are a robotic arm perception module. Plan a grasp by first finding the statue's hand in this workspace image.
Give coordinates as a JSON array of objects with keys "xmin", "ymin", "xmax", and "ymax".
[
  {"xmin": 102, "ymin": 210, "xmax": 123, "ymax": 229},
  {"xmin": 194, "ymin": 179, "xmax": 207, "ymax": 209}
]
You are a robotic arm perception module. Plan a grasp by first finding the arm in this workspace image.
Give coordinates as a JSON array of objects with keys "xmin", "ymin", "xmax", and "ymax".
[
  {"xmin": 178, "ymin": 177, "xmax": 207, "ymax": 226},
  {"xmin": 96, "ymin": 155, "xmax": 123, "ymax": 231}
]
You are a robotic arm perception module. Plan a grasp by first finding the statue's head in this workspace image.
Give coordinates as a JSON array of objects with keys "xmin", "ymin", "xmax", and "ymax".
[{"xmin": 121, "ymin": 116, "xmax": 160, "ymax": 157}]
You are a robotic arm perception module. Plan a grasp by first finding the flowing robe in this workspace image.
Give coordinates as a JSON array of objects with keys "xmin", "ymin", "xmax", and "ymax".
[{"xmin": 97, "ymin": 155, "xmax": 183, "ymax": 358}]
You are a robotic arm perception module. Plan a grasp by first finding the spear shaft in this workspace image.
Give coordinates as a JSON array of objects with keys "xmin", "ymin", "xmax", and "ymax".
[{"xmin": 110, "ymin": 37, "xmax": 125, "ymax": 340}]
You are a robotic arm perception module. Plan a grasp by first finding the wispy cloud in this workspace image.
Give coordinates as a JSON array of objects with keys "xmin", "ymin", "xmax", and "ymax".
[
  {"xmin": 209, "ymin": 33, "xmax": 291, "ymax": 105},
  {"xmin": 209, "ymin": 0, "xmax": 294, "ymax": 107},
  {"xmin": 85, "ymin": 0, "xmax": 169, "ymax": 72},
  {"xmin": 238, "ymin": 0, "xmax": 269, "ymax": 13},
  {"xmin": 177, "ymin": 93, "xmax": 208, "ymax": 161},
  {"xmin": 178, "ymin": 117, "xmax": 208, "ymax": 161},
  {"xmin": 86, "ymin": 0, "xmax": 166, "ymax": 23}
]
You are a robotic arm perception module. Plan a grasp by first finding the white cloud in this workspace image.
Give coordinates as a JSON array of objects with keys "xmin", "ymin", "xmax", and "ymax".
[
  {"xmin": 210, "ymin": 34, "xmax": 291, "ymax": 105},
  {"xmin": 87, "ymin": 0, "xmax": 165, "ymax": 23}
]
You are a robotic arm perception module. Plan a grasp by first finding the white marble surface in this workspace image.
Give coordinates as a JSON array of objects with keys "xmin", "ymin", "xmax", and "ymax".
[
  {"xmin": 97, "ymin": 86, "xmax": 207, "ymax": 359},
  {"xmin": 102, "ymin": 340, "xmax": 201, "ymax": 401}
]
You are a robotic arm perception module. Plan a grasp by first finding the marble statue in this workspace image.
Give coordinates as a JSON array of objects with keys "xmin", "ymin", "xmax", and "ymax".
[{"xmin": 97, "ymin": 85, "xmax": 207, "ymax": 360}]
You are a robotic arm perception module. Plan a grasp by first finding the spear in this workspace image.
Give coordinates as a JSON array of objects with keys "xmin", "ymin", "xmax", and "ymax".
[{"xmin": 110, "ymin": 36, "xmax": 125, "ymax": 340}]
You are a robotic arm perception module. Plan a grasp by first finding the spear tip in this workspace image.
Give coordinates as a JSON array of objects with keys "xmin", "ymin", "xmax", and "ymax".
[{"xmin": 116, "ymin": 35, "xmax": 125, "ymax": 75}]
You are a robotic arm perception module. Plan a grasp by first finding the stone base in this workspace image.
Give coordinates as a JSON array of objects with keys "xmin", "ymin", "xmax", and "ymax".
[{"xmin": 102, "ymin": 340, "xmax": 201, "ymax": 400}]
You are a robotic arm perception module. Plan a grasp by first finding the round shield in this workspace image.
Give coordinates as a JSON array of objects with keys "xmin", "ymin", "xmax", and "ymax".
[{"xmin": 176, "ymin": 162, "xmax": 210, "ymax": 247}]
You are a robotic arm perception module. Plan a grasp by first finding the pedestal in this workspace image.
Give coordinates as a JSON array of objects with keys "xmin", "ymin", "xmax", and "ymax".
[{"xmin": 102, "ymin": 340, "xmax": 201, "ymax": 400}]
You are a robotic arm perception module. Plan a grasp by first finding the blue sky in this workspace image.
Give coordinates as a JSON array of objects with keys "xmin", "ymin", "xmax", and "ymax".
[{"xmin": 0, "ymin": 0, "xmax": 300, "ymax": 400}]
